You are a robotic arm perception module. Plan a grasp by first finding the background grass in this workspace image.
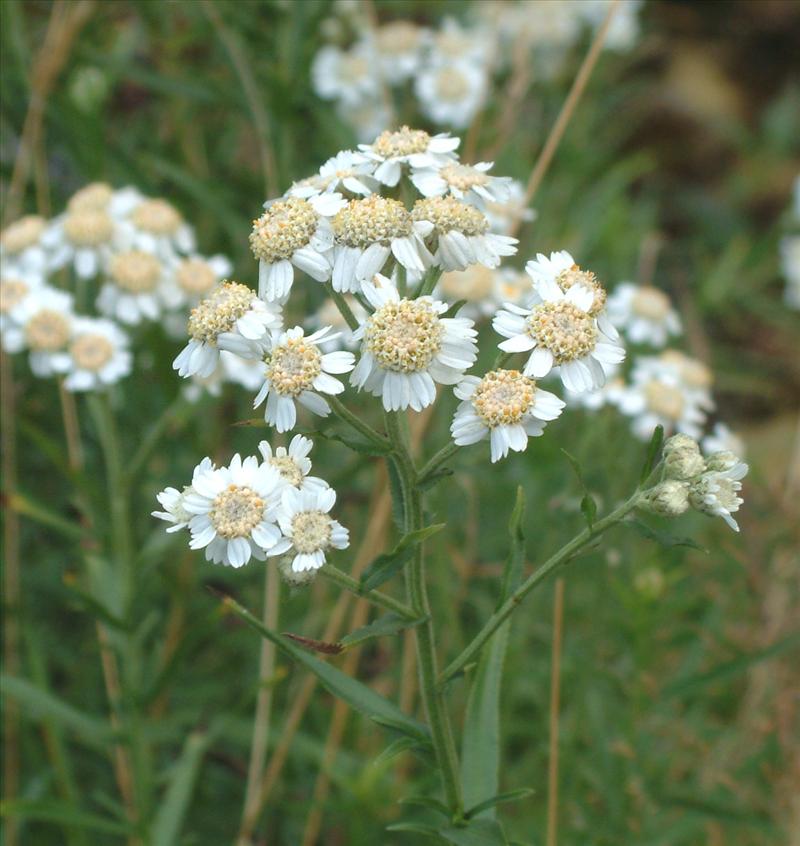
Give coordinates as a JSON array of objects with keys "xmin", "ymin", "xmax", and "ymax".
[{"xmin": 1, "ymin": 1, "xmax": 799, "ymax": 844}]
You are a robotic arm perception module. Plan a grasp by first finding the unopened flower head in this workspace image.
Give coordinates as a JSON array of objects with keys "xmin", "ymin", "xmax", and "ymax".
[
  {"xmin": 640, "ymin": 479, "xmax": 690, "ymax": 517},
  {"xmin": 269, "ymin": 485, "xmax": 349, "ymax": 573},
  {"xmin": 689, "ymin": 459, "xmax": 748, "ymax": 532},
  {"xmin": 174, "ymin": 282, "xmax": 282, "ymax": 378},
  {"xmin": 97, "ymin": 250, "xmax": 168, "ymax": 325},
  {"xmin": 254, "ymin": 326, "xmax": 354, "ymax": 432},
  {"xmin": 351, "ymin": 277, "xmax": 477, "ymax": 411},
  {"xmin": 359, "ymin": 126, "xmax": 459, "ymax": 187},
  {"xmin": 63, "ymin": 316, "xmax": 132, "ymax": 392},
  {"xmin": 606, "ymin": 282, "xmax": 681, "ymax": 347},
  {"xmin": 451, "ymin": 369, "xmax": 565, "ymax": 462},
  {"xmin": 258, "ymin": 435, "xmax": 327, "ymax": 492}
]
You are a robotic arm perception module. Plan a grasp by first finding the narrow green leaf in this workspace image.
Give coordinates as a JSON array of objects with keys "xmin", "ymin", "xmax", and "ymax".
[
  {"xmin": 7, "ymin": 493, "xmax": 85, "ymax": 539},
  {"xmin": 386, "ymin": 822, "xmax": 442, "ymax": 838},
  {"xmin": 0, "ymin": 799, "xmax": 132, "ymax": 835},
  {"xmin": 640, "ymin": 424, "xmax": 665, "ymax": 484},
  {"xmin": 443, "ymin": 298, "xmax": 468, "ymax": 318},
  {"xmin": 373, "ymin": 737, "xmax": 419, "ymax": 769},
  {"xmin": 464, "ymin": 788, "xmax": 535, "ymax": 819},
  {"xmin": 439, "ymin": 819, "xmax": 508, "ymax": 845},
  {"xmin": 323, "ymin": 429, "xmax": 393, "ymax": 456},
  {"xmin": 360, "ymin": 524, "xmax": 445, "ymax": 591},
  {"xmin": 398, "ymin": 795, "xmax": 451, "ymax": 818},
  {"xmin": 220, "ymin": 595, "xmax": 430, "ymax": 742},
  {"xmin": 151, "ymin": 732, "xmax": 210, "ymax": 846},
  {"xmin": 416, "ymin": 467, "xmax": 454, "ymax": 492},
  {"xmin": 630, "ymin": 519, "xmax": 707, "ymax": 552},
  {"xmin": 232, "ymin": 417, "xmax": 267, "ymax": 427},
  {"xmin": 561, "ymin": 451, "xmax": 596, "ymax": 531},
  {"xmin": 340, "ymin": 613, "xmax": 426, "ymax": 649}
]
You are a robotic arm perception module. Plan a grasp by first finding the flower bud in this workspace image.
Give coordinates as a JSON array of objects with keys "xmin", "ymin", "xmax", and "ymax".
[
  {"xmin": 640, "ymin": 480, "xmax": 690, "ymax": 517},
  {"xmin": 704, "ymin": 450, "xmax": 739, "ymax": 472},
  {"xmin": 663, "ymin": 433, "xmax": 699, "ymax": 456},
  {"xmin": 278, "ymin": 556, "xmax": 318, "ymax": 587},
  {"xmin": 664, "ymin": 447, "xmax": 706, "ymax": 481}
]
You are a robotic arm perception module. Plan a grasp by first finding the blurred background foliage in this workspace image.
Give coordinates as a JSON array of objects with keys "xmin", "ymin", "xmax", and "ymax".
[{"xmin": 1, "ymin": 1, "xmax": 798, "ymax": 845}]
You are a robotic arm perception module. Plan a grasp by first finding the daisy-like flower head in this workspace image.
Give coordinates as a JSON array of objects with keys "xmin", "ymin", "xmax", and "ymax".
[
  {"xmin": 373, "ymin": 21, "xmax": 430, "ymax": 83},
  {"xmin": 63, "ymin": 316, "xmax": 132, "ymax": 392},
  {"xmin": 311, "ymin": 42, "xmax": 380, "ymax": 106},
  {"xmin": 173, "ymin": 281, "xmax": 282, "ymax": 378},
  {"xmin": 286, "ymin": 150, "xmax": 377, "ymax": 200},
  {"xmin": 657, "ymin": 349, "xmax": 715, "ymax": 410},
  {"xmin": 359, "ymin": 126, "xmax": 459, "ymax": 187},
  {"xmin": 42, "ymin": 207, "xmax": 123, "ymax": 279},
  {"xmin": 67, "ymin": 182, "xmax": 114, "ymax": 213},
  {"xmin": 162, "ymin": 253, "xmax": 233, "ymax": 310},
  {"xmin": 152, "ymin": 458, "xmax": 215, "ymax": 533},
  {"xmin": 689, "ymin": 458, "xmax": 748, "ymax": 532},
  {"xmin": 258, "ymin": 435, "xmax": 327, "ymax": 492},
  {"xmin": 0, "ymin": 268, "xmax": 45, "ymax": 333},
  {"xmin": 97, "ymin": 249, "xmax": 171, "ymax": 325},
  {"xmin": 330, "ymin": 195, "xmax": 433, "ymax": 292},
  {"xmin": 606, "ymin": 282, "xmax": 682, "ymax": 347},
  {"xmin": 526, "ymin": 251, "xmax": 608, "ymax": 318},
  {"xmin": 181, "ymin": 453, "xmax": 286, "ymax": 567},
  {"xmin": 415, "ymin": 61, "xmax": 488, "ymax": 130},
  {"xmin": 1, "ymin": 286, "xmax": 74, "ymax": 377},
  {"xmin": 351, "ymin": 277, "xmax": 478, "ymax": 411},
  {"xmin": 483, "ymin": 179, "xmax": 536, "ymax": 235},
  {"xmin": 412, "ymin": 196, "xmax": 517, "ymax": 272},
  {"xmin": 250, "ymin": 195, "xmax": 343, "ymax": 302},
  {"xmin": 127, "ymin": 197, "xmax": 195, "ymax": 257},
  {"xmin": 451, "ymin": 369, "xmax": 565, "ymax": 462},
  {"xmin": 493, "ymin": 275, "xmax": 625, "ymax": 393},
  {"xmin": 254, "ymin": 326, "xmax": 355, "ymax": 432},
  {"xmin": 411, "ymin": 161, "xmax": 511, "ymax": 208},
  {"xmin": 269, "ymin": 485, "xmax": 349, "ymax": 573},
  {"xmin": 0, "ymin": 215, "xmax": 48, "ymax": 273}
]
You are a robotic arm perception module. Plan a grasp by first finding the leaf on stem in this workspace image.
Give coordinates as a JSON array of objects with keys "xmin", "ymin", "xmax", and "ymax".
[
  {"xmin": 340, "ymin": 612, "xmax": 427, "ymax": 649},
  {"xmin": 416, "ymin": 467, "xmax": 454, "ymax": 492},
  {"xmin": 630, "ymin": 519, "xmax": 706, "ymax": 552},
  {"xmin": 464, "ymin": 787, "xmax": 535, "ymax": 819},
  {"xmin": 282, "ymin": 633, "xmax": 344, "ymax": 655},
  {"xmin": 561, "ymin": 449, "xmax": 596, "ymax": 530},
  {"xmin": 439, "ymin": 818, "xmax": 509, "ymax": 845},
  {"xmin": 360, "ymin": 524, "xmax": 445, "ymax": 591},
  {"xmin": 398, "ymin": 795, "xmax": 451, "ymax": 818},
  {"xmin": 443, "ymin": 298, "xmax": 468, "ymax": 318},
  {"xmin": 386, "ymin": 822, "xmax": 442, "ymax": 838},
  {"xmin": 640, "ymin": 424, "xmax": 664, "ymax": 484}
]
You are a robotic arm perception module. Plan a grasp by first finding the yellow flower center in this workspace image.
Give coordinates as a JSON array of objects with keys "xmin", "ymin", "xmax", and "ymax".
[
  {"xmin": 333, "ymin": 196, "xmax": 412, "ymax": 247},
  {"xmin": 63, "ymin": 209, "xmax": 114, "ymax": 247},
  {"xmin": 365, "ymin": 299, "xmax": 444, "ymax": 373},
  {"xmin": 249, "ymin": 198, "xmax": 318, "ymax": 263},
  {"xmin": 266, "ymin": 338, "xmax": 322, "ymax": 397},
  {"xmin": 176, "ymin": 259, "xmax": 217, "ymax": 296},
  {"xmin": 340, "ymin": 53, "xmax": 369, "ymax": 83},
  {"xmin": 67, "ymin": 182, "xmax": 113, "ymax": 212},
  {"xmin": 372, "ymin": 126, "xmax": 431, "ymax": 158},
  {"xmin": 631, "ymin": 286, "xmax": 670, "ymax": 320},
  {"xmin": 1, "ymin": 215, "xmax": 46, "ymax": 254},
  {"xmin": 555, "ymin": 265, "xmax": 606, "ymax": 316},
  {"xmin": 435, "ymin": 67, "xmax": 470, "ymax": 101},
  {"xmin": 209, "ymin": 485, "xmax": 264, "ymax": 539},
  {"xmin": 109, "ymin": 250, "xmax": 161, "ymax": 293},
  {"xmin": 291, "ymin": 510, "xmax": 332, "ymax": 554},
  {"xmin": 69, "ymin": 333, "xmax": 115, "ymax": 371},
  {"xmin": 528, "ymin": 301, "xmax": 598, "ymax": 364},
  {"xmin": 188, "ymin": 282, "xmax": 254, "ymax": 344},
  {"xmin": 376, "ymin": 22, "xmax": 420, "ymax": 53},
  {"xmin": 412, "ymin": 197, "xmax": 488, "ymax": 236},
  {"xmin": 440, "ymin": 163, "xmax": 490, "ymax": 191},
  {"xmin": 25, "ymin": 310, "xmax": 71, "ymax": 352},
  {"xmin": 644, "ymin": 380, "xmax": 685, "ymax": 421},
  {"xmin": 131, "ymin": 199, "xmax": 183, "ymax": 235},
  {"xmin": 473, "ymin": 369, "xmax": 536, "ymax": 427},
  {"xmin": 270, "ymin": 455, "xmax": 304, "ymax": 486}
]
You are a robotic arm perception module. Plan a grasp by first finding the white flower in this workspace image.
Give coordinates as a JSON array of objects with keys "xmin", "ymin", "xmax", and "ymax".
[
  {"xmin": 258, "ymin": 435, "xmax": 327, "ymax": 492},
  {"xmin": 689, "ymin": 459, "xmax": 748, "ymax": 532},
  {"xmin": 525, "ymin": 251, "xmax": 612, "ymax": 320},
  {"xmin": 1, "ymin": 286, "xmax": 74, "ymax": 377},
  {"xmin": 63, "ymin": 317, "xmax": 131, "ymax": 392},
  {"xmin": 268, "ymin": 485, "xmax": 349, "ymax": 573},
  {"xmin": 606, "ymin": 282, "xmax": 682, "ymax": 347},
  {"xmin": 415, "ymin": 61, "xmax": 488, "ymax": 129},
  {"xmin": 162, "ymin": 253, "xmax": 233, "ymax": 310},
  {"xmin": 250, "ymin": 194, "xmax": 343, "ymax": 302},
  {"xmin": 306, "ymin": 295, "xmax": 366, "ymax": 351},
  {"xmin": 351, "ymin": 277, "xmax": 478, "ymax": 411},
  {"xmin": 152, "ymin": 457, "xmax": 214, "ymax": 532},
  {"xmin": 219, "ymin": 349, "xmax": 266, "ymax": 391},
  {"xmin": 0, "ymin": 215, "xmax": 49, "ymax": 274},
  {"xmin": 173, "ymin": 282, "xmax": 283, "ymax": 378},
  {"xmin": 437, "ymin": 264, "xmax": 502, "ymax": 319},
  {"xmin": 493, "ymin": 275, "xmax": 625, "ymax": 393},
  {"xmin": 0, "ymin": 267, "xmax": 45, "ymax": 333},
  {"xmin": 655, "ymin": 350, "xmax": 715, "ymax": 411},
  {"xmin": 702, "ymin": 422, "xmax": 745, "ymax": 458},
  {"xmin": 41, "ymin": 207, "xmax": 127, "ymax": 279},
  {"xmin": 330, "ymin": 195, "xmax": 434, "ymax": 292},
  {"xmin": 412, "ymin": 196, "xmax": 517, "ymax": 272},
  {"xmin": 359, "ymin": 126, "xmax": 459, "ymax": 187},
  {"xmin": 254, "ymin": 326, "xmax": 355, "ymax": 432},
  {"xmin": 373, "ymin": 21, "xmax": 430, "ymax": 83},
  {"xmin": 430, "ymin": 17, "xmax": 493, "ymax": 67},
  {"xmin": 124, "ymin": 197, "xmax": 195, "ymax": 258},
  {"xmin": 482, "ymin": 179, "xmax": 536, "ymax": 236},
  {"xmin": 564, "ymin": 362, "xmax": 626, "ymax": 411},
  {"xmin": 451, "ymin": 369, "xmax": 565, "ymax": 462},
  {"xmin": 96, "ymin": 249, "xmax": 171, "ymax": 325},
  {"xmin": 311, "ymin": 42, "xmax": 380, "ymax": 106},
  {"xmin": 181, "ymin": 453, "xmax": 286, "ymax": 567},
  {"xmin": 411, "ymin": 161, "xmax": 512, "ymax": 208},
  {"xmin": 286, "ymin": 150, "xmax": 377, "ymax": 200},
  {"xmin": 342, "ymin": 97, "xmax": 393, "ymax": 145}
]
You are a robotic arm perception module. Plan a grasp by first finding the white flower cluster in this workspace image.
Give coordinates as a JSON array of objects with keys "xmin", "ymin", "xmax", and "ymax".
[
  {"xmin": 311, "ymin": 3, "xmax": 642, "ymax": 141},
  {"xmin": 153, "ymin": 436, "xmax": 349, "ymax": 572}
]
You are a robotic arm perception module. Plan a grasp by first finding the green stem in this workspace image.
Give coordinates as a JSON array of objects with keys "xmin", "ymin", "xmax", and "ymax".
[
  {"xmin": 439, "ymin": 491, "xmax": 644, "ymax": 685},
  {"xmin": 323, "ymin": 282, "xmax": 360, "ymax": 331},
  {"xmin": 327, "ymin": 395, "xmax": 390, "ymax": 449},
  {"xmin": 492, "ymin": 351, "xmax": 515, "ymax": 369},
  {"xmin": 320, "ymin": 565, "xmax": 418, "ymax": 620},
  {"xmin": 384, "ymin": 412, "xmax": 463, "ymax": 817},
  {"xmin": 415, "ymin": 267, "xmax": 443, "ymax": 299},
  {"xmin": 418, "ymin": 441, "xmax": 460, "ymax": 484}
]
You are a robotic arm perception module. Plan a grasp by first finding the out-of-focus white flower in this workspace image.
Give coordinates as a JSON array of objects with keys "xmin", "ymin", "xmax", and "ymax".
[
  {"xmin": 306, "ymin": 295, "xmax": 366, "ymax": 350},
  {"xmin": 493, "ymin": 275, "xmax": 624, "ymax": 392},
  {"xmin": 152, "ymin": 458, "xmax": 215, "ymax": 532},
  {"xmin": 173, "ymin": 282, "xmax": 282, "ymax": 378},
  {"xmin": 780, "ymin": 235, "xmax": 800, "ymax": 310},
  {"xmin": 657, "ymin": 349, "xmax": 715, "ymax": 411},
  {"xmin": 430, "ymin": 17, "xmax": 493, "ymax": 67},
  {"xmin": 359, "ymin": 127, "xmax": 459, "ymax": 187},
  {"xmin": 330, "ymin": 196, "xmax": 433, "ymax": 292},
  {"xmin": 1, "ymin": 286, "xmax": 74, "ymax": 377},
  {"xmin": 180, "ymin": 453, "xmax": 286, "ymax": 567},
  {"xmin": 351, "ymin": 277, "xmax": 478, "ymax": 411},
  {"xmin": 0, "ymin": 215, "xmax": 49, "ymax": 274},
  {"xmin": 689, "ymin": 458, "xmax": 748, "ymax": 532},
  {"xmin": 579, "ymin": 0, "xmax": 642, "ymax": 52},
  {"xmin": 312, "ymin": 42, "xmax": 380, "ymax": 106},
  {"xmin": 250, "ymin": 194, "xmax": 343, "ymax": 302},
  {"xmin": 268, "ymin": 485, "xmax": 349, "ymax": 573},
  {"xmin": 415, "ymin": 61, "xmax": 488, "ymax": 129},
  {"xmin": 702, "ymin": 422, "xmax": 745, "ymax": 458},
  {"xmin": 63, "ymin": 316, "xmax": 131, "ymax": 392},
  {"xmin": 411, "ymin": 161, "xmax": 512, "ymax": 208},
  {"xmin": 0, "ymin": 268, "xmax": 45, "ymax": 333},
  {"xmin": 374, "ymin": 21, "xmax": 430, "ymax": 83},
  {"xmin": 564, "ymin": 362, "xmax": 625, "ymax": 411},
  {"xmin": 437, "ymin": 264, "xmax": 501, "ymax": 319},
  {"xmin": 220, "ymin": 349, "xmax": 265, "ymax": 391},
  {"xmin": 66, "ymin": 182, "xmax": 115, "ymax": 213},
  {"xmin": 342, "ymin": 97, "xmax": 393, "ymax": 145},
  {"xmin": 96, "ymin": 249, "xmax": 171, "ymax": 325},
  {"xmin": 258, "ymin": 435, "xmax": 327, "ymax": 492},
  {"xmin": 254, "ymin": 326, "xmax": 354, "ymax": 432},
  {"xmin": 451, "ymin": 369, "xmax": 565, "ymax": 462},
  {"xmin": 42, "ymin": 208, "xmax": 126, "ymax": 279},
  {"xmin": 125, "ymin": 197, "xmax": 195, "ymax": 258},
  {"xmin": 286, "ymin": 150, "xmax": 377, "ymax": 200},
  {"xmin": 412, "ymin": 197, "xmax": 517, "ymax": 272},
  {"xmin": 606, "ymin": 282, "xmax": 681, "ymax": 347},
  {"xmin": 162, "ymin": 253, "xmax": 233, "ymax": 310},
  {"xmin": 482, "ymin": 179, "xmax": 536, "ymax": 236}
]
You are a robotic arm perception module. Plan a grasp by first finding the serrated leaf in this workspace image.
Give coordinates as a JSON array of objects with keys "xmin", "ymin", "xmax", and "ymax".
[
  {"xmin": 464, "ymin": 788, "xmax": 535, "ymax": 819},
  {"xmin": 439, "ymin": 819, "xmax": 508, "ymax": 845},
  {"xmin": 360, "ymin": 524, "xmax": 445, "ymax": 591},
  {"xmin": 630, "ymin": 519, "xmax": 707, "ymax": 552},
  {"xmin": 340, "ymin": 613, "xmax": 426, "ymax": 649},
  {"xmin": 220, "ymin": 595, "xmax": 430, "ymax": 742},
  {"xmin": 398, "ymin": 795, "xmax": 451, "ymax": 818},
  {"xmin": 640, "ymin": 424, "xmax": 664, "ymax": 484}
]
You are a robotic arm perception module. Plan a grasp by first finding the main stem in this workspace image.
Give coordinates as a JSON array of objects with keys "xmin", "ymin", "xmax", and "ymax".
[{"xmin": 385, "ymin": 413, "xmax": 463, "ymax": 817}]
